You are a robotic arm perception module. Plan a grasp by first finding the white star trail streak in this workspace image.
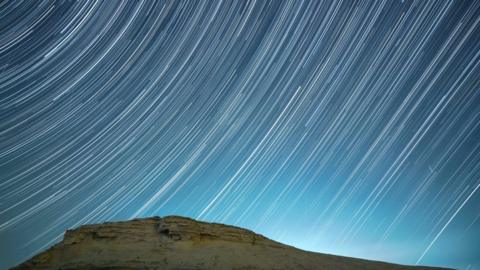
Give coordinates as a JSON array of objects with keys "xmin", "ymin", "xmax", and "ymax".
[{"xmin": 0, "ymin": 1, "xmax": 479, "ymax": 269}]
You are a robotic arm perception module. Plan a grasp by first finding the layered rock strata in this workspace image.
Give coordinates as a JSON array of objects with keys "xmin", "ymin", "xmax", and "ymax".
[{"xmin": 12, "ymin": 216, "xmax": 451, "ymax": 270}]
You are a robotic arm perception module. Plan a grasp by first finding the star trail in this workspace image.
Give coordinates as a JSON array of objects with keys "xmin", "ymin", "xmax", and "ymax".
[{"xmin": 1, "ymin": 0, "xmax": 480, "ymax": 269}]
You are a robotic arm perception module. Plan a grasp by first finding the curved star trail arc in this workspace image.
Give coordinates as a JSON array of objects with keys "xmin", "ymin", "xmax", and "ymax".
[{"xmin": 1, "ymin": 0, "xmax": 480, "ymax": 269}]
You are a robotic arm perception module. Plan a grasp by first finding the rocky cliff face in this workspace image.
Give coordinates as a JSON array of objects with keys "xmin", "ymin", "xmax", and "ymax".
[{"xmin": 12, "ymin": 216, "xmax": 450, "ymax": 270}]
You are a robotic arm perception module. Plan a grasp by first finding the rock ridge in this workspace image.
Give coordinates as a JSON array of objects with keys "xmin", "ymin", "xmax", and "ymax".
[
  {"xmin": 12, "ymin": 216, "xmax": 452, "ymax": 270},
  {"xmin": 62, "ymin": 215, "xmax": 280, "ymax": 249}
]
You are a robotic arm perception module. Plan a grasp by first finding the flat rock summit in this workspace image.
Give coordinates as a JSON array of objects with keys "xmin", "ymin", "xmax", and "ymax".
[{"xmin": 13, "ymin": 216, "xmax": 451, "ymax": 270}]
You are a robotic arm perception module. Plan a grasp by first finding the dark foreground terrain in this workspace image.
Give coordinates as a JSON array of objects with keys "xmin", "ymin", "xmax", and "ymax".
[{"xmin": 12, "ymin": 216, "xmax": 451, "ymax": 270}]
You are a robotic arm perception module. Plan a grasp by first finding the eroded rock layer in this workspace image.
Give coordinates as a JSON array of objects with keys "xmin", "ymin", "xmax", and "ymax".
[{"xmin": 12, "ymin": 216, "xmax": 450, "ymax": 270}]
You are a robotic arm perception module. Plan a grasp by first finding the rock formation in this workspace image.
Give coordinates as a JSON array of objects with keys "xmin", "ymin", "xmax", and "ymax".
[{"xmin": 12, "ymin": 216, "xmax": 451, "ymax": 270}]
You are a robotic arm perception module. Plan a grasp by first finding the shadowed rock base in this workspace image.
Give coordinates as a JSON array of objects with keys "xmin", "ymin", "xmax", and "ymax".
[{"xmin": 12, "ymin": 216, "xmax": 451, "ymax": 270}]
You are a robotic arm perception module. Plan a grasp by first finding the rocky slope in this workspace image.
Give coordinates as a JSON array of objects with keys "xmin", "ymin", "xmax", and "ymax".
[{"xmin": 12, "ymin": 216, "xmax": 451, "ymax": 270}]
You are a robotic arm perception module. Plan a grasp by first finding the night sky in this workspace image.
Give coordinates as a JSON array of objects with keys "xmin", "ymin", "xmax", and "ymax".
[{"xmin": 1, "ymin": 0, "xmax": 480, "ymax": 269}]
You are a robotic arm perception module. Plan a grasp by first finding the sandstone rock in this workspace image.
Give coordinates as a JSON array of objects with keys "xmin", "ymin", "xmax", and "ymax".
[{"xmin": 12, "ymin": 216, "xmax": 451, "ymax": 270}]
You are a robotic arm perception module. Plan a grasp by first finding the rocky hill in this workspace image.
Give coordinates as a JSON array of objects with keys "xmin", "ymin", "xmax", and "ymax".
[{"xmin": 12, "ymin": 216, "xmax": 451, "ymax": 270}]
